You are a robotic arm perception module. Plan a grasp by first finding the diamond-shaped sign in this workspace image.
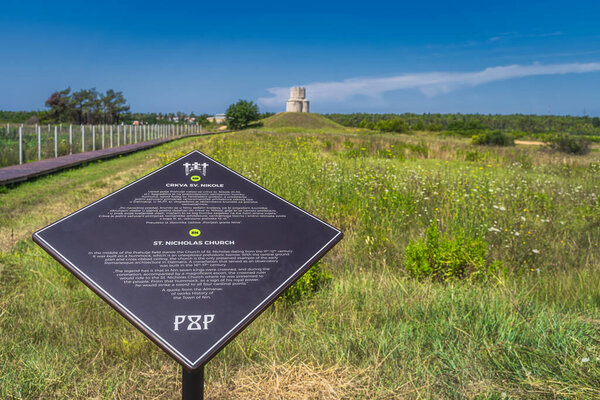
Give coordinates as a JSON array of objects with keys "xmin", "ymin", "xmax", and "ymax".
[{"xmin": 33, "ymin": 151, "xmax": 342, "ymax": 370}]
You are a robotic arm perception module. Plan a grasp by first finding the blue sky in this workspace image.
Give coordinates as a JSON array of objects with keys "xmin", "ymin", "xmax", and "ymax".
[{"xmin": 1, "ymin": 0, "xmax": 599, "ymax": 115}]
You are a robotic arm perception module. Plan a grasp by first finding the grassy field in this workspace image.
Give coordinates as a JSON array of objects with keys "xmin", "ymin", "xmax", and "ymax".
[{"xmin": 1, "ymin": 129, "xmax": 600, "ymax": 398}]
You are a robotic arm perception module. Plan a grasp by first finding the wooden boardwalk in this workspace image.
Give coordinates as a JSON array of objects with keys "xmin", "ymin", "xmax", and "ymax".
[{"xmin": 0, "ymin": 131, "xmax": 223, "ymax": 186}]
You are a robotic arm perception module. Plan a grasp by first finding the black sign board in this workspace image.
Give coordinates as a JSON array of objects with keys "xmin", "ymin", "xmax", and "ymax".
[{"xmin": 33, "ymin": 150, "xmax": 342, "ymax": 371}]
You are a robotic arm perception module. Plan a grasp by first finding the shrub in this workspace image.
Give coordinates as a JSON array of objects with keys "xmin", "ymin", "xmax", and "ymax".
[
  {"xmin": 464, "ymin": 150, "xmax": 484, "ymax": 162},
  {"xmin": 471, "ymin": 130, "xmax": 515, "ymax": 146},
  {"xmin": 375, "ymin": 118, "xmax": 407, "ymax": 133},
  {"xmin": 545, "ymin": 133, "xmax": 591, "ymax": 155},
  {"xmin": 279, "ymin": 261, "xmax": 331, "ymax": 304},
  {"xmin": 404, "ymin": 223, "xmax": 490, "ymax": 281},
  {"xmin": 359, "ymin": 118, "xmax": 375, "ymax": 130},
  {"xmin": 427, "ymin": 123, "xmax": 444, "ymax": 132},
  {"xmin": 225, "ymin": 100, "xmax": 260, "ymax": 130}
]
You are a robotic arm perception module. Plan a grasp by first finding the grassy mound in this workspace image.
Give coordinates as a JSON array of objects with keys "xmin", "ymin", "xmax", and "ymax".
[{"xmin": 261, "ymin": 112, "xmax": 344, "ymax": 130}]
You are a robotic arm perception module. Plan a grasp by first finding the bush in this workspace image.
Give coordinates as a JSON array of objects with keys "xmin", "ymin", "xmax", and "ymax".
[
  {"xmin": 471, "ymin": 130, "xmax": 515, "ymax": 146},
  {"xmin": 427, "ymin": 123, "xmax": 444, "ymax": 132},
  {"xmin": 225, "ymin": 100, "xmax": 260, "ymax": 130},
  {"xmin": 359, "ymin": 118, "xmax": 375, "ymax": 130},
  {"xmin": 545, "ymin": 133, "xmax": 591, "ymax": 155},
  {"xmin": 404, "ymin": 223, "xmax": 491, "ymax": 281},
  {"xmin": 279, "ymin": 261, "xmax": 331, "ymax": 304},
  {"xmin": 375, "ymin": 118, "xmax": 407, "ymax": 133}
]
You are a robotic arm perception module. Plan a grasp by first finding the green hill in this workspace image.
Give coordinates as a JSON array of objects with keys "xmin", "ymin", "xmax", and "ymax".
[{"xmin": 261, "ymin": 112, "xmax": 345, "ymax": 130}]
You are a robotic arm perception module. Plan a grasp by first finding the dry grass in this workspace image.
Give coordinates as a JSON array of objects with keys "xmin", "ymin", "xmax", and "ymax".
[{"xmin": 207, "ymin": 361, "xmax": 387, "ymax": 400}]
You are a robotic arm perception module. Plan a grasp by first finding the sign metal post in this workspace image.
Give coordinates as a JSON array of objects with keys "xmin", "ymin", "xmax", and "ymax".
[{"xmin": 182, "ymin": 366, "xmax": 204, "ymax": 400}]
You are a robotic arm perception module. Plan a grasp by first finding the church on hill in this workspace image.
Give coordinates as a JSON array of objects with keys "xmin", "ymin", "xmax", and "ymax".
[{"xmin": 285, "ymin": 87, "xmax": 310, "ymax": 113}]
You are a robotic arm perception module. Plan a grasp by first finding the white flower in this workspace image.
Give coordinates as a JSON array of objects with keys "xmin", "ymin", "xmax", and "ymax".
[
  {"xmin": 532, "ymin": 249, "xmax": 540, "ymax": 254},
  {"xmin": 582, "ymin": 357, "xmax": 590, "ymax": 363},
  {"xmin": 514, "ymin": 232, "xmax": 520, "ymax": 236},
  {"xmin": 521, "ymin": 216, "xmax": 526, "ymax": 221},
  {"xmin": 488, "ymin": 227, "xmax": 501, "ymax": 233}
]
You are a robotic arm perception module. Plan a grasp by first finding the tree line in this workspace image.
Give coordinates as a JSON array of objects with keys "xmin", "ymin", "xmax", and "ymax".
[
  {"xmin": 44, "ymin": 88, "xmax": 130, "ymax": 124},
  {"xmin": 324, "ymin": 113, "xmax": 600, "ymax": 135},
  {"xmin": 0, "ymin": 86, "xmax": 216, "ymax": 127}
]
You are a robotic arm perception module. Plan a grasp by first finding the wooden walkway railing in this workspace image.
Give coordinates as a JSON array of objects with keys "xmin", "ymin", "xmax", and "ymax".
[{"xmin": 0, "ymin": 131, "xmax": 226, "ymax": 186}]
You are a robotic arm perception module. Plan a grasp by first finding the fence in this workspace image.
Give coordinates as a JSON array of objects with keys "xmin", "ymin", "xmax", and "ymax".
[{"xmin": 0, "ymin": 123, "xmax": 202, "ymax": 168}]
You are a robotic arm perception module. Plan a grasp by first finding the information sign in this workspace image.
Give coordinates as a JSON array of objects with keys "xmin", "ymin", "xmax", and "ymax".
[{"xmin": 33, "ymin": 151, "xmax": 342, "ymax": 371}]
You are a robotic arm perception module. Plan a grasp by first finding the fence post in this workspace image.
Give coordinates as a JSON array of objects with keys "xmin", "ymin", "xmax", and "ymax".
[
  {"xmin": 117, "ymin": 125, "xmax": 120, "ymax": 146},
  {"xmin": 102, "ymin": 125, "xmax": 105, "ymax": 149},
  {"xmin": 82, "ymin": 125, "xmax": 85, "ymax": 152},
  {"xmin": 110, "ymin": 126, "xmax": 113, "ymax": 148},
  {"xmin": 54, "ymin": 126, "xmax": 58, "ymax": 157},
  {"xmin": 36, "ymin": 124, "xmax": 41, "ymax": 160},
  {"xmin": 19, "ymin": 124, "xmax": 23, "ymax": 164},
  {"xmin": 92, "ymin": 126, "xmax": 96, "ymax": 151},
  {"xmin": 69, "ymin": 124, "xmax": 73, "ymax": 155}
]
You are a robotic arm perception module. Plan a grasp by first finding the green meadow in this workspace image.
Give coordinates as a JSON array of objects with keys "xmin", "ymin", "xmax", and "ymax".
[{"xmin": 1, "ymin": 128, "xmax": 600, "ymax": 399}]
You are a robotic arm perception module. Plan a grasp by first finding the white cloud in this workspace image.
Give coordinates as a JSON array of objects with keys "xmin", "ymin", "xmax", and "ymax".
[{"xmin": 258, "ymin": 62, "xmax": 600, "ymax": 107}]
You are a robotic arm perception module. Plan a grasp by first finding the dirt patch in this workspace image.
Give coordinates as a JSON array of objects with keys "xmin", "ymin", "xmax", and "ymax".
[{"xmin": 515, "ymin": 140, "xmax": 544, "ymax": 146}]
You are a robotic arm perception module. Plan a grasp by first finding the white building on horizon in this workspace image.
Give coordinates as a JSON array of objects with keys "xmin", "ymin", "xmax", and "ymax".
[{"xmin": 286, "ymin": 87, "xmax": 310, "ymax": 113}]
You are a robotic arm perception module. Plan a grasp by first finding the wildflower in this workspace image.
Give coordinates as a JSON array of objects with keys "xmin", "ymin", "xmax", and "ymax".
[
  {"xmin": 581, "ymin": 357, "xmax": 590, "ymax": 363},
  {"xmin": 532, "ymin": 249, "xmax": 540, "ymax": 254},
  {"xmin": 488, "ymin": 227, "xmax": 501, "ymax": 233}
]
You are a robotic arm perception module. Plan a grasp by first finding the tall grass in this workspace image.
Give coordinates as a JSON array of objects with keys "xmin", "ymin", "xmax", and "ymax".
[{"xmin": 1, "ymin": 131, "xmax": 599, "ymax": 398}]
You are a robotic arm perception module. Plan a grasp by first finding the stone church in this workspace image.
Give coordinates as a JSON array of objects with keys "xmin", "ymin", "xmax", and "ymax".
[{"xmin": 286, "ymin": 87, "xmax": 310, "ymax": 113}]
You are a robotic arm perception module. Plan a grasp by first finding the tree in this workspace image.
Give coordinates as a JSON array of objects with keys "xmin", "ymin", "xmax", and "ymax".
[
  {"xmin": 102, "ymin": 90, "xmax": 129, "ymax": 124},
  {"xmin": 45, "ymin": 87, "xmax": 71, "ymax": 123},
  {"xmin": 225, "ymin": 100, "xmax": 260, "ymax": 130},
  {"xmin": 70, "ymin": 88, "xmax": 100, "ymax": 124}
]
